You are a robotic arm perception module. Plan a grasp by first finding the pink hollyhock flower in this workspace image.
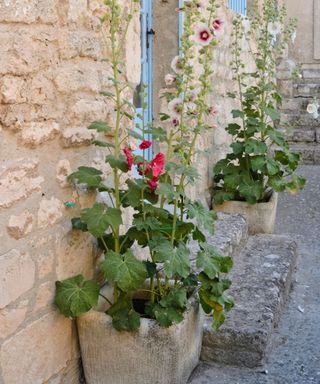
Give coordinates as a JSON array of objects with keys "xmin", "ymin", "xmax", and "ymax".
[
  {"xmin": 171, "ymin": 56, "xmax": 183, "ymax": 74},
  {"xmin": 212, "ymin": 18, "xmax": 223, "ymax": 31},
  {"xmin": 123, "ymin": 148, "xmax": 134, "ymax": 171},
  {"xmin": 168, "ymin": 97, "xmax": 183, "ymax": 118},
  {"xmin": 165, "ymin": 74, "xmax": 176, "ymax": 86},
  {"xmin": 151, "ymin": 153, "xmax": 165, "ymax": 179},
  {"xmin": 194, "ymin": 23, "xmax": 213, "ymax": 46},
  {"xmin": 209, "ymin": 106, "xmax": 218, "ymax": 116},
  {"xmin": 147, "ymin": 179, "xmax": 158, "ymax": 190},
  {"xmin": 171, "ymin": 117, "xmax": 180, "ymax": 127},
  {"xmin": 139, "ymin": 140, "xmax": 152, "ymax": 150},
  {"xmin": 137, "ymin": 162, "xmax": 151, "ymax": 176}
]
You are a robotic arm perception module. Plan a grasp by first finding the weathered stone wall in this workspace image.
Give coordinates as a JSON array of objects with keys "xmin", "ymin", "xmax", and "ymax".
[{"xmin": 0, "ymin": 1, "xmax": 140, "ymax": 383}]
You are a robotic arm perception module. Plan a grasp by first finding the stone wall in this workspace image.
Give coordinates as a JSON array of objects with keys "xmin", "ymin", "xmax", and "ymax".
[{"xmin": 0, "ymin": 1, "xmax": 140, "ymax": 383}]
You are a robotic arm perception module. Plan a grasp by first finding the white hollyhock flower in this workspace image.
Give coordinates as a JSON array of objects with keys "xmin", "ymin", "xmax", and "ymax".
[
  {"xmin": 242, "ymin": 18, "xmax": 250, "ymax": 34},
  {"xmin": 168, "ymin": 98, "xmax": 183, "ymax": 118},
  {"xmin": 164, "ymin": 74, "xmax": 176, "ymax": 86},
  {"xmin": 291, "ymin": 31, "xmax": 297, "ymax": 44},
  {"xmin": 268, "ymin": 21, "xmax": 282, "ymax": 37},
  {"xmin": 307, "ymin": 102, "xmax": 319, "ymax": 116},
  {"xmin": 194, "ymin": 23, "xmax": 213, "ymax": 46},
  {"xmin": 171, "ymin": 56, "xmax": 183, "ymax": 74}
]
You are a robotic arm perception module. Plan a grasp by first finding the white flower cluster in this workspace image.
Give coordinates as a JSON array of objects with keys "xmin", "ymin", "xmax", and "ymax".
[{"xmin": 306, "ymin": 100, "xmax": 319, "ymax": 119}]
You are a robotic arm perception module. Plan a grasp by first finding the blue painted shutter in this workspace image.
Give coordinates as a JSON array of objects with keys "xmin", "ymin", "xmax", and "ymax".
[
  {"xmin": 134, "ymin": 0, "xmax": 153, "ymax": 163},
  {"xmin": 229, "ymin": 0, "xmax": 247, "ymax": 15}
]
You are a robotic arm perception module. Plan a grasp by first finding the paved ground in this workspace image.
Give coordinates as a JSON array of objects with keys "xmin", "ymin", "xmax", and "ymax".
[{"xmin": 189, "ymin": 166, "xmax": 320, "ymax": 384}]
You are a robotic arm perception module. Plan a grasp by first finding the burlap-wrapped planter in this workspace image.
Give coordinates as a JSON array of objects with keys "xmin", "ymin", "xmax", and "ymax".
[
  {"xmin": 77, "ymin": 294, "xmax": 203, "ymax": 384},
  {"xmin": 214, "ymin": 192, "xmax": 278, "ymax": 235}
]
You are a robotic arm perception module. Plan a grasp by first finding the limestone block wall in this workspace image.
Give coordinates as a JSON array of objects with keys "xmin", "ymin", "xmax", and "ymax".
[{"xmin": 0, "ymin": 1, "xmax": 140, "ymax": 383}]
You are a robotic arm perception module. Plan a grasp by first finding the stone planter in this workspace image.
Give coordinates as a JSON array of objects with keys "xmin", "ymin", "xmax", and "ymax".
[
  {"xmin": 214, "ymin": 192, "xmax": 278, "ymax": 235},
  {"xmin": 77, "ymin": 294, "xmax": 204, "ymax": 384}
]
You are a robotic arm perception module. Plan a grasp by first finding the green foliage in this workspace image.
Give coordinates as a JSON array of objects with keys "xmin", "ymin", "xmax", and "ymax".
[
  {"xmin": 101, "ymin": 250, "xmax": 147, "ymax": 292},
  {"xmin": 54, "ymin": 275, "xmax": 100, "ymax": 318},
  {"xmin": 106, "ymin": 294, "xmax": 141, "ymax": 331},
  {"xmin": 81, "ymin": 203, "xmax": 122, "ymax": 237},
  {"xmin": 68, "ymin": 166, "xmax": 103, "ymax": 188},
  {"xmin": 213, "ymin": 4, "xmax": 305, "ymax": 205}
]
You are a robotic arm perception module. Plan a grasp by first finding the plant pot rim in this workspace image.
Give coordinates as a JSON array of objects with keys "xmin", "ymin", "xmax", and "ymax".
[
  {"xmin": 215, "ymin": 190, "xmax": 278, "ymax": 207},
  {"xmin": 81, "ymin": 290, "xmax": 200, "ymax": 333}
]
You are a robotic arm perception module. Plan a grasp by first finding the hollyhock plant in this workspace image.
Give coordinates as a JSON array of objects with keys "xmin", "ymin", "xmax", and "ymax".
[
  {"xmin": 194, "ymin": 23, "xmax": 213, "ymax": 46},
  {"xmin": 267, "ymin": 21, "xmax": 282, "ymax": 36},
  {"xmin": 55, "ymin": 0, "xmax": 233, "ymax": 338}
]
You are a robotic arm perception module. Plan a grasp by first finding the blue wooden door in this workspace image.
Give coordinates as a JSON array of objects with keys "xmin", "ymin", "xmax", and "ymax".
[
  {"xmin": 134, "ymin": 0, "xmax": 153, "ymax": 162},
  {"xmin": 229, "ymin": 0, "xmax": 247, "ymax": 15}
]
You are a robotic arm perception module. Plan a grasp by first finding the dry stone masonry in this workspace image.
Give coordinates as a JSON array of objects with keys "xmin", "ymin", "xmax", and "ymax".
[{"xmin": 0, "ymin": 1, "xmax": 140, "ymax": 383}]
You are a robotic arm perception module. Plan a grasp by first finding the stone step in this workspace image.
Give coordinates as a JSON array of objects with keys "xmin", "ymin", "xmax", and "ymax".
[
  {"xmin": 284, "ymin": 127, "xmax": 317, "ymax": 143},
  {"xmin": 190, "ymin": 212, "xmax": 248, "ymax": 260},
  {"xmin": 200, "ymin": 235, "xmax": 298, "ymax": 368},
  {"xmin": 280, "ymin": 97, "xmax": 313, "ymax": 113},
  {"xmin": 287, "ymin": 143, "xmax": 320, "ymax": 164},
  {"xmin": 281, "ymin": 112, "xmax": 320, "ymax": 128},
  {"xmin": 293, "ymin": 81, "xmax": 320, "ymax": 97}
]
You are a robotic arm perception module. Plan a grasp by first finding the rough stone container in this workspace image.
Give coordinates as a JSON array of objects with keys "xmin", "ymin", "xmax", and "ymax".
[
  {"xmin": 77, "ymin": 295, "xmax": 204, "ymax": 384},
  {"xmin": 214, "ymin": 192, "xmax": 278, "ymax": 235}
]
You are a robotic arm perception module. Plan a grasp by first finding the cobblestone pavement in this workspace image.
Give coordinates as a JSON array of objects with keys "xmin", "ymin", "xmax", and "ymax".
[{"xmin": 189, "ymin": 166, "xmax": 320, "ymax": 384}]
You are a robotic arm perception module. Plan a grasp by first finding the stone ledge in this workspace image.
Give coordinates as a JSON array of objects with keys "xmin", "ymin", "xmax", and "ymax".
[
  {"xmin": 201, "ymin": 235, "xmax": 298, "ymax": 368},
  {"xmin": 190, "ymin": 212, "xmax": 248, "ymax": 259}
]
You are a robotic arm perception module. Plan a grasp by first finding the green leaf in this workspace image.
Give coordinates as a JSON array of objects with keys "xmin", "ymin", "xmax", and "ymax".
[
  {"xmin": 105, "ymin": 154, "xmax": 129, "ymax": 172},
  {"xmin": 81, "ymin": 203, "xmax": 122, "ymax": 237},
  {"xmin": 88, "ymin": 121, "xmax": 112, "ymax": 133},
  {"xmin": 266, "ymin": 159, "xmax": 280, "ymax": 176},
  {"xmin": 101, "ymin": 250, "xmax": 147, "ymax": 292},
  {"xmin": 54, "ymin": 275, "xmax": 99, "ymax": 318},
  {"xmin": 106, "ymin": 294, "xmax": 140, "ymax": 331},
  {"xmin": 265, "ymin": 107, "xmax": 280, "ymax": 121},
  {"xmin": 100, "ymin": 91, "xmax": 115, "ymax": 98},
  {"xmin": 71, "ymin": 217, "xmax": 88, "ymax": 232},
  {"xmin": 145, "ymin": 127, "xmax": 167, "ymax": 142},
  {"xmin": 93, "ymin": 140, "xmax": 115, "ymax": 148},
  {"xmin": 164, "ymin": 242, "xmax": 191, "ymax": 279},
  {"xmin": 143, "ymin": 261, "xmax": 157, "ymax": 278},
  {"xmin": 145, "ymin": 303, "xmax": 183, "ymax": 327},
  {"xmin": 226, "ymin": 123, "xmax": 241, "ymax": 135},
  {"xmin": 231, "ymin": 109, "xmax": 245, "ymax": 118},
  {"xmin": 244, "ymin": 139, "xmax": 268, "ymax": 155},
  {"xmin": 231, "ymin": 142, "xmax": 244, "ymax": 155},
  {"xmin": 133, "ymin": 216, "xmax": 162, "ymax": 231},
  {"xmin": 127, "ymin": 129, "xmax": 144, "ymax": 140},
  {"xmin": 197, "ymin": 243, "xmax": 233, "ymax": 278},
  {"xmin": 157, "ymin": 182, "xmax": 179, "ymax": 201},
  {"xmin": 251, "ymin": 156, "xmax": 266, "ymax": 172},
  {"xmin": 98, "ymin": 234, "xmax": 134, "ymax": 254},
  {"xmin": 239, "ymin": 181, "xmax": 264, "ymax": 204},
  {"xmin": 68, "ymin": 166, "xmax": 102, "ymax": 188},
  {"xmin": 160, "ymin": 288, "xmax": 187, "ymax": 310},
  {"xmin": 186, "ymin": 201, "xmax": 216, "ymax": 233}
]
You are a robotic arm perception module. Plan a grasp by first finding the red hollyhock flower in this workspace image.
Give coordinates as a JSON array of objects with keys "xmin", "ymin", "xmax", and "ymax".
[
  {"xmin": 151, "ymin": 153, "xmax": 165, "ymax": 179},
  {"xmin": 139, "ymin": 140, "xmax": 152, "ymax": 150},
  {"xmin": 137, "ymin": 162, "xmax": 151, "ymax": 176},
  {"xmin": 123, "ymin": 148, "xmax": 134, "ymax": 171},
  {"xmin": 147, "ymin": 179, "xmax": 158, "ymax": 190}
]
